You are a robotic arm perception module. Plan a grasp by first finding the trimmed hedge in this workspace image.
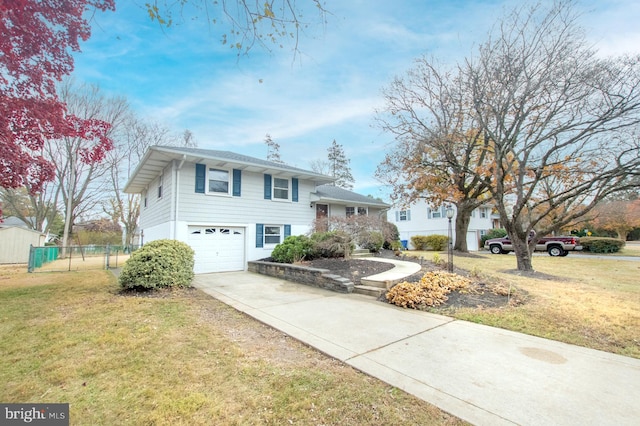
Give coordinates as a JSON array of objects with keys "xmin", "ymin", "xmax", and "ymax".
[
  {"xmin": 579, "ymin": 237, "xmax": 626, "ymax": 253},
  {"xmin": 411, "ymin": 234, "xmax": 448, "ymax": 251},
  {"xmin": 119, "ymin": 239, "xmax": 195, "ymax": 290}
]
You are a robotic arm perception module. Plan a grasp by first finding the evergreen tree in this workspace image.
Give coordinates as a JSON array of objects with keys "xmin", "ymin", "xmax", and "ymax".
[
  {"xmin": 327, "ymin": 140, "xmax": 354, "ymax": 190},
  {"xmin": 264, "ymin": 134, "xmax": 284, "ymax": 164}
]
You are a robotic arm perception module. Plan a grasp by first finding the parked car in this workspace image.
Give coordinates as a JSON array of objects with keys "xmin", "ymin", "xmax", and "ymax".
[{"xmin": 484, "ymin": 235, "xmax": 582, "ymax": 257}]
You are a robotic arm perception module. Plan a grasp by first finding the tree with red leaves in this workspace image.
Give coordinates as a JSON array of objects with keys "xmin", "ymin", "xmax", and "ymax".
[{"xmin": 0, "ymin": 0, "xmax": 115, "ymax": 217}]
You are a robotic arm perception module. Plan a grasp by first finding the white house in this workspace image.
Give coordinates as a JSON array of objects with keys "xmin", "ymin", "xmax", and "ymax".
[
  {"xmin": 124, "ymin": 146, "xmax": 390, "ymax": 273},
  {"xmin": 387, "ymin": 201, "xmax": 495, "ymax": 251}
]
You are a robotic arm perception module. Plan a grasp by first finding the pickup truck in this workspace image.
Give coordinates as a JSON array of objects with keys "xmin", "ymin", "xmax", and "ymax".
[{"xmin": 484, "ymin": 235, "xmax": 582, "ymax": 257}]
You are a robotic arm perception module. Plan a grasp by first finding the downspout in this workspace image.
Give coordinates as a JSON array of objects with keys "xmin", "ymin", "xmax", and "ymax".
[{"xmin": 173, "ymin": 155, "xmax": 187, "ymax": 239}]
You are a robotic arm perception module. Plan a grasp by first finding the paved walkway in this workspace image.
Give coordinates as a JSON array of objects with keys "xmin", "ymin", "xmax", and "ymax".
[{"xmin": 194, "ymin": 267, "xmax": 640, "ymax": 426}]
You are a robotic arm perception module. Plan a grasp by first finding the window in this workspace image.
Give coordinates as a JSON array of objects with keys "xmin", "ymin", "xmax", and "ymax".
[
  {"xmin": 273, "ymin": 178, "xmax": 289, "ymax": 200},
  {"xmin": 143, "ymin": 192, "xmax": 148, "ymax": 208},
  {"xmin": 157, "ymin": 173, "xmax": 163, "ymax": 198},
  {"xmin": 208, "ymin": 168, "xmax": 229, "ymax": 194},
  {"xmin": 480, "ymin": 208, "xmax": 488, "ymax": 218},
  {"xmin": 264, "ymin": 226, "xmax": 281, "ymax": 244},
  {"xmin": 428, "ymin": 206, "xmax": 446, "ymax": 219},
  {"xmin": 347, "ymin": 206, "xmax": 368, "ymax": 217},
  {"xmin": 399, "ymin": 210, "xmax": 409, "ymax": 221}
]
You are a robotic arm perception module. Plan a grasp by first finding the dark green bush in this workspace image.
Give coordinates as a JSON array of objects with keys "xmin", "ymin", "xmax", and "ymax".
[
  {"xmin": 119, "ymin": 239, "xmax": 194, "ymax": 290},
  {"xmin": 579, "ymin": 237, "xmax": 626, "ymax": 253},
  {"xmin": 271, "ymin": 235, "xmax": 313, "ymax": 263},
  {"xmin": 358, "ymin": 231, "xmax": 384, "ymax": 253},
  {"xmin": 310, "ymin": 231, "xmax": 354, "ymax": 258},
  {"xmin": 411, "ymin": 235, "xmax": 448, "ymax": 251},
  {"xmin": 481, "ymin": 228, "xmax": 507, "ymax": 245}
]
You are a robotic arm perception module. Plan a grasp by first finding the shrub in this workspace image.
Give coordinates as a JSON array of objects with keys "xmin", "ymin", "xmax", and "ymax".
[
  {"xmin": 271, "ymin": 235, "xmax": 313, "ymax": 263},
  {"xmin": 358, "ymin": 230, "xmax": 384, "ymax": 253},
  {"xmin": 481, "ymin": 228, "xmax": 507, "ymax": 245},
  {"xmin": 411, "ymin": 234, "xmax": 448, "ymax": 251},
  {"xmin": 310, "ymin": 231, "xmax": 354, "ymax": 259},
  {"xmin": 382, "ymin": 221, "xmax": 400, "ymax": 250},
  {"xmin": 425, "ymin": 235, "xmax": 448, "ymax": 251},
  {"xmin": 386, "ymin": 271, "xmax": 471, "ymax": 309},
  {"xmin": 410, "ymin": 235, "xmax": 430, "ymax": 250},
  {"xmin": 579, "ymin": 237, "xmax": 626, "ymax": 253},
  {"xmin": 119, "ymin": 239, "xmax": 195, "ymax": 290}
]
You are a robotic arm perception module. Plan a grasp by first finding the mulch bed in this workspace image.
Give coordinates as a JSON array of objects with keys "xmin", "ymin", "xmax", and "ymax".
[{"xmin": 307, "ymin": 250, "xmax": 524, "ymax": 310}]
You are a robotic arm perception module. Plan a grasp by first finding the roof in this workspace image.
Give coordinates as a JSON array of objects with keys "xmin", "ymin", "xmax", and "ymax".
[
  {"xmin": 0, "ymin": 225, "xmax": 46, "ymax": 236},
  {"xmin": 1, "ymin": 216, "xmax": 31, "ymax": 228},
  {"xmin": 311, "ymin": 184, "xmax": 390, "ymax": 208},
  {"xmin": 124, "ymin": 146, "xmax": 336, "ymax": 194}
]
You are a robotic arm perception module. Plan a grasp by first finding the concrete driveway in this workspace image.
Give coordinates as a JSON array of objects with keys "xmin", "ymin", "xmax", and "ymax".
[{"xmin": 194, "ymin": 271, "xmax": 640, "ymax": 426}]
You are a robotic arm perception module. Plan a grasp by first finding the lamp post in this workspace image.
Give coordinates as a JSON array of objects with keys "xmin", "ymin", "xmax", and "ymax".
[{"xmin": 446, "ymin": 205, "xmax": 455, "ymax": 273}]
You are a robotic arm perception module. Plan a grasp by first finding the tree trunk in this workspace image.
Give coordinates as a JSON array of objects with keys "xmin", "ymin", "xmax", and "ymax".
[
  {"xmin": 454, "ymin": 203, "xmax": 474, "ymax": 252},
  {"xmin": 506, "ymin": 227, "xmax": 534, "ymax": 271}
]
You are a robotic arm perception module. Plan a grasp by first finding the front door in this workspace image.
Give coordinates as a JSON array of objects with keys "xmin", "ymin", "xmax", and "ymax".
[{"xmin": 316, "ymin": 204, "xmax": 329, "ymax": 232}]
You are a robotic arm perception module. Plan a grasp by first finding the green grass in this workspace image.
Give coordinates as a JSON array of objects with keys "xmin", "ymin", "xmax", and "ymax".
[
  {"xmin": 408, "ymin": 250, "xmax": 640, "ymax": 358},
  {"xmin": 0, "ymin": 266, "xmax": 464, "ymax": 425}
]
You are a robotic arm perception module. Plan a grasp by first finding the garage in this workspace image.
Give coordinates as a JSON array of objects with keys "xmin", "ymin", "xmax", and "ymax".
[{"xmin": 187, "ymin": 226, "xmax": 245, "ymax": 273}]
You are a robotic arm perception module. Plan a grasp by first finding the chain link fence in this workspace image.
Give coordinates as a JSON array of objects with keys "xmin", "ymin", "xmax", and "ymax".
[{"xmin": 28, "ymin": 245, "xmax": 138, "ymax": 273}]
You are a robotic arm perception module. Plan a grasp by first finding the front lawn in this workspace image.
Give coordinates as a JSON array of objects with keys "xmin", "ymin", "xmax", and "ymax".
[
  {"xmin": 0, "ymin": 266, "xmax": 464, "ymax": 425},
  {"xmin": 407, "ymin": 251, "xmax": 640, "ymax": 358}
]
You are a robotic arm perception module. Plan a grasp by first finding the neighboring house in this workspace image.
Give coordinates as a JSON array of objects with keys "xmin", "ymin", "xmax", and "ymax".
[
  {"xmin": 0, "ymin": 220, "xmax": 46, "ymax": 264},
  {"xmin": 387, "ymin": 201, "xmax": 494, "ymax": 251},
  {"xmin": 125, "ymin": 146, "xmax": 389, "ymax": 273}
]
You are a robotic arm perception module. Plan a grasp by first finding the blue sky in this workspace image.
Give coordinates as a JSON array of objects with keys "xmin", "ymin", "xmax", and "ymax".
[{"xmin": 72, "ymin": 0, "xmax": 640, "ymax": 200}]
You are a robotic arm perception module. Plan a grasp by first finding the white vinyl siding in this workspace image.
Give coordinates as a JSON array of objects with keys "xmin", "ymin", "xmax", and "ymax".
[{"xmin": 179, "ymin": 165, "xmax": 315, "ymax": 226}]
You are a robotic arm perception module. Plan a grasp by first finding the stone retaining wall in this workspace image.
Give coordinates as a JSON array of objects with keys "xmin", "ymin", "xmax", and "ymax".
[{"xmin": 248, "ymin": 260, "xmax": 354, "ymax": 293}]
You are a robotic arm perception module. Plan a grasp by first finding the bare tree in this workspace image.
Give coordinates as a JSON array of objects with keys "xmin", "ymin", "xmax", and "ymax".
[
  {"xmin": 327, "ymin": 140, "xmax": 354, "ymax": 190},
  {"xmin": 46, "ymin": 79, "xmax": 129, "ymax": 249},
  {"xmin": 309, "ymin": 158, "xmax": 331, "ymax": 176},
  {"xmin": 0, "ymin": 184, "xmax": 60, "ymax": 234},
  {"xmin": 264, "ymin": 133, "xmax": 284, "ymax": 164},
  {"xmin": 103, "ymin": 116, "xmax": 182, "ymax": 247},
  {"xmin": 376, "ymin": 58, "xmax": 494, "ymax": 251},
  {"xmin": 466, "ymin": 1, "xmax": 640, "ymax": 270},
  {"xmin": 146, "ymin": 0, "xmax": 328, "ymax": 59}
]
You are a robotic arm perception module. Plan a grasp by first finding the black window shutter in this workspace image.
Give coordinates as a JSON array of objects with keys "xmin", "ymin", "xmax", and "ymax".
[
  {"xmin": 195, "ymin": 164, "xmax": 206, "ymax": 193},
  {"xmin": 232, "ymin": 169, "xmax": 241, "ymax": 196},
  {"xmin": 256, "ymin": 224, "xmax": 264, "ymax": 248},
  {"xmin": 292, "ymin": 178, "xmax": 298, "ymax": 202},
  {"xmin": 264, "ymin": 174, "xmax": 272, "ymax": 200}
]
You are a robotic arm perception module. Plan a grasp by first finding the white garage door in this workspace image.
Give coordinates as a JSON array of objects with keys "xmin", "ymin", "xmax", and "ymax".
[
  {"xmin": 466, "ymin": 231, "xmax": 479, "ymax": 251},
  {"xmin": 187, "ymin": 226, "xmax": 245, "ymax": 273}
]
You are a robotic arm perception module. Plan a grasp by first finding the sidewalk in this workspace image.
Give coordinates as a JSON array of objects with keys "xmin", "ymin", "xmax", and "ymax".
[{"xmin": 194, "ymin": 270, "xmax": 640, "ymax": 426}]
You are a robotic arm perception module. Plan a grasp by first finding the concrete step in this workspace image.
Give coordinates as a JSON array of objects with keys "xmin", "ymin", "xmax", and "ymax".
[
  {"xmin": 359, "ymin": 278, "xmax": 389, "ymax": 289},
  {"xmin": 353, "ymin": 284, "xmax": 385, "ymax": 298}
]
